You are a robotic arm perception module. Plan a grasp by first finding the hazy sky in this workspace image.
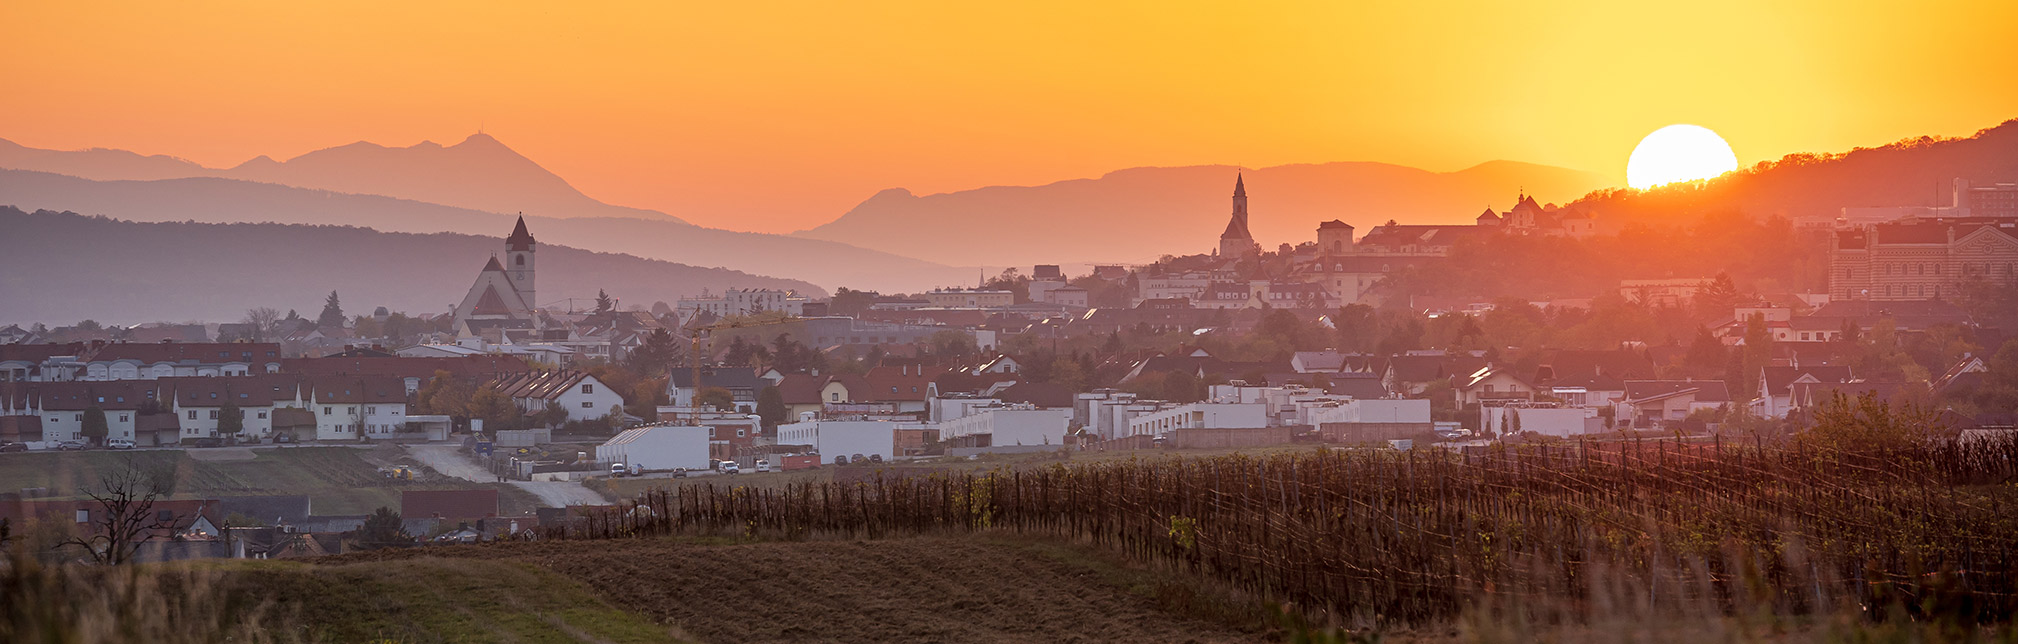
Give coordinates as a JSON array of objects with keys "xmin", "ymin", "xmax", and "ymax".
[{"xmin": 4, "ymin": 1, "xmax": 2014, "ymax": 232}]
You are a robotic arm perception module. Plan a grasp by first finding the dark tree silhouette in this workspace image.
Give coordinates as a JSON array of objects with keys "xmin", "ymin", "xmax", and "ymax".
[{"xmin": 61, "ymin": 465, "xmax": 177, "ymax": 565}]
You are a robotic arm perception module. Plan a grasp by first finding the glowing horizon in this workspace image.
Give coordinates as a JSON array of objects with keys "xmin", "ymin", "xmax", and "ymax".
[{"xmin": 3, "ymin": 1, "xmax": 2015, "ymax": 232}]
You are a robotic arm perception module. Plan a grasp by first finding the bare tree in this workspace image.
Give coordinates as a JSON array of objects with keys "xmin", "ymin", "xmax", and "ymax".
[
  {"xmin": 244, "ymin": 307, "xmax": 281, "ymax": 342},
  {"xmin": 60, "ymin": 466, "xmax": 176, "ymax": 565}
]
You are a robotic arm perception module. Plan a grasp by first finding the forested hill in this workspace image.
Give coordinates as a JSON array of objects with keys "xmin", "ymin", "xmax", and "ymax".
[
  {"xmin": 1579, "ymin": 118, "xmax": 2018, "ymax": 225},
  {"xmin": 0, "ymin": 207, "xmax": 822, "ymax": 326}
]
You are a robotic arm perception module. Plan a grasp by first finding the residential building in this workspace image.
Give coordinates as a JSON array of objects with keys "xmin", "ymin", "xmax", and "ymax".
[
  {"xmin": 1619, "ymin": 278, "xmax": 1712, "ymax": 307},
  {"xmin": 489, "ymin": 370, "xmax": 624, "ymax": 423},
  {"xmin": 1954, "ymin": 179, "xmax": 2018, "ymax": 218},
  {"xmin": 1755, "ymin": 366, "xmax": 1855, "ymax": 419},
  {"xmin": 668, "ymin": 368, "xmax": 770, "ymax": 414},
  {"xmin": 676, "ymin": 288, "xmax": 807, "ymax": 321},
  {"xmin": 303, "ymin": 376, "xmax": 410, "ymax": 441},
  {"xmin": 1615, "ymin": 380, "xmax": 1732, "ymax": 429},
  {"xmin": 922, "ymin": 289, "xmax": 1015, "ymax": 309}
]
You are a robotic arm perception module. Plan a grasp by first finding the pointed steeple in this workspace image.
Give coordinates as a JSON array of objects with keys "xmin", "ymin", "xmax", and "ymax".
[
  {"xmin": 505, "ymin": 214, "xmax": 536, "ymax": 251},
  {"xmin": 1233, "ymin": 173, "xmax": 1246, "ymax": 198}
]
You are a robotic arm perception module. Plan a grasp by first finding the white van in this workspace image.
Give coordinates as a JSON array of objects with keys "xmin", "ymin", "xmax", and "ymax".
[{"xmin": 754, "ymin": 459, "xmax": 772, "ymax": 473}]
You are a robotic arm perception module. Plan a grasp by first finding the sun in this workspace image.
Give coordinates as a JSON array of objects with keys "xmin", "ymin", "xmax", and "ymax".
[{"xmin": 1626, "ymin": 124, "xmax": 1739, "ymax": 189}]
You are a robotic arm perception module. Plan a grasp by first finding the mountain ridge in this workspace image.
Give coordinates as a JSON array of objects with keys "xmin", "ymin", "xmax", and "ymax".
[
  {"xmin": 0, "ymin": 133, "xmax": 681, "ymax": 223},
  {"xmin": 0, "ymin": 169, "xmax": 972, "ymax": 295},
  {"xmin": 0, "ymin": 207, "xmax": 822, "ymax": 326}
]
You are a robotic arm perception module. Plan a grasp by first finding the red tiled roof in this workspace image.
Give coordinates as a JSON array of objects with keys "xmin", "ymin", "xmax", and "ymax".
[
  {"xmin": 282, "ymin": 355, "xmax": 530, "ymax": 379},
  {"xmin": 89, "ymin": 343, "xmax": 282, "ymax": 365},
  {"xmin": 161, "ymin": 374, "xmax": 301, "ymax": 408},
  {"xmin": 859, "ymin": 365, "xmax": 947, "ymax": 402},
  {"xmin": 304, "ymin": 376, "xmax": 407, "ymax": 405},
  {"xmin": 774, "ymin": 373, "xmax": 832, "ymax": 405},
  {"xmin": 2, "ymin": 380, "xmax": 158, "ymax": 411},
  {"xmin": 0, "ymin": 342, "xmax": 88, "ymax": 363}
]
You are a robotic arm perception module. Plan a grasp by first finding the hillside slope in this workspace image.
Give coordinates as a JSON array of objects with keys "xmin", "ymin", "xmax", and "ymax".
[
  {"xmin": 796, "ymin": 160, "xmax": 1613, "ymax": 266},
  {"xmin": 0, "ymin": 207, "xmax": 821, "ymax": 325},
  {"xmin": 0, "ymin": 170, "xmax": 969, "ymax": 295},
  {"xmin": 1576, "ymin": 118, "xmax": 2018, "ymax": 224}
]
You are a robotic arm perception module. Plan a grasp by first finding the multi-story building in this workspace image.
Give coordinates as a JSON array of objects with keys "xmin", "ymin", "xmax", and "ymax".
[
  {"xmin": 0, "ymin": 342, "xmax": 284, "ymax": 382},
  {"xmin": 1955, "ymin": 179, "xmax": 2018, "ymax": 218},
  {"xmin": 676, "ymin": 288, "xmax": 807, "ymax": 321},
  {"xmin": 922, "ymin": 289, "xmax": 1015, "ymax": 308},
  {"xmin": 1828, "ymin": 219, "xmax": 2018, "ymax": 301}
]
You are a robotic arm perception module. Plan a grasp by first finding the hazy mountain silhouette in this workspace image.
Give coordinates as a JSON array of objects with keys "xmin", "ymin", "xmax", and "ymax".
[
  {"xmin": 1574, "ymin": 119, "xmax": 2018, "ymax": 224},
  {"xmin": 795, "ymin": 161, "xmax": 1614, "ymax": 267},
  {"xmin": 0, "ymin": 133, "xmax": 677, "ymax": 223},
  {"xmin": 0, "ymin": 207, "xmax": 821, "ymax": 326},
  {"xmin": 0, "ymin": 137, "xmax": 210, "ymax": 181},
  {"xmin": 0, "ymin": 169, "xmax": 971, "ymax": 294}
]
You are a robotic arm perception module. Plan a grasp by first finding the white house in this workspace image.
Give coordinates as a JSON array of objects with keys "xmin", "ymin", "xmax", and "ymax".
[
  {"xmin": 161, "ymin": 375, "xmax": 297, "ymax": 442},
  {"xmin": 302, "ymin": 376, "xmax": 410, "ymax": 441},
  {"xmin": 489, "ymin": 370, "xmax": 626, "ymax": 424}
]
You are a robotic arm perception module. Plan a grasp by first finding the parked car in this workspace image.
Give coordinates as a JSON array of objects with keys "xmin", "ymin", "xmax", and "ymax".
[
  {"xmin": 851, "ymin": 453, "xmax": 866, "ymax": 465},
  {"xmin": 56, "ymin": 440, "xmax": 88, "ymax": 451},
  {"xmin": 754, "ymin": 459, "xmax": 772, "ymax": 473},
  {"xmin": 609, "ymin": 462, "xmax": 627, "ymax": 478},
  {"xmin": 0, "ymin": 442, "xmax": 27, "ymax": 453},
  {"xmin": 192, "ymin": 437, "xmax": 223, "ymax": 448},
  {"xmin": 833, "ymin": 454, "xmax": 849, "ymax": 465},
  {"xmin": 719, "ymin": 461, "xmax": 741, "ymax": 475},
  {"xmin": 273, "ymin": 433, "xmax": 295, "ymax": 444},
  {"xmin": 672, "ymin": 467, "xmax": 688, "ymax": 478},
  {"xmin": 107, "ymin": 439, "xmax": 136, "ymax": 450},
  {"xmin": 867, "ymin": 454, "xmax": 884, "ymax": 464}
]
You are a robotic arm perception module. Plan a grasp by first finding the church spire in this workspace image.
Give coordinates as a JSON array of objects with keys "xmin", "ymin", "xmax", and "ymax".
[
  {"xmin": 1233, "ymin": 173, "xmax": 1246, "ymax": 198},
  {"xmin": 505, "ymin": 214, "xmax": 536, "ymax": 251}
]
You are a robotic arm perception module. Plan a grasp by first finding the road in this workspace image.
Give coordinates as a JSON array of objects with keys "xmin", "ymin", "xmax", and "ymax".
[{"xmin": 404, "ymin": 444, "xmax": 606, "ymax": 508}]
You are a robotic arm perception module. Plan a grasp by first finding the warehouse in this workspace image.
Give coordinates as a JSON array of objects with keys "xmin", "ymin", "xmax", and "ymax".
[{"xmin": 596, "ymin": 425, "xmax": 710, "ymax": 471}]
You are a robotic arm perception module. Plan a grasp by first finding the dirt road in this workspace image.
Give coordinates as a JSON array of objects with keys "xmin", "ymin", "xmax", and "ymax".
[{"xmin": 405, "ymin": 444, "xmax": 605, "ymax": 508}]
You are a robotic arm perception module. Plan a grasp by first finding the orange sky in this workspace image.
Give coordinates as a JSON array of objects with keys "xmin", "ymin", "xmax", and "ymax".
[{"xmin": 4, "ymin": 1, "xmax": 2015, "ymax": 233}]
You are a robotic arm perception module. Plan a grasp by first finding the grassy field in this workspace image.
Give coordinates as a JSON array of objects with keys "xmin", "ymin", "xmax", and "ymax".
[
  {"xmin": 216, "ymin": 557, "xmax": 683, "ymax": 643},
  {"xmin": 324, "ymin": 536, "xmax": 1267, "ymax": 644},
  {"xmin": 0, "ymin": 446, "xmax": 542, "ymax": 515}
]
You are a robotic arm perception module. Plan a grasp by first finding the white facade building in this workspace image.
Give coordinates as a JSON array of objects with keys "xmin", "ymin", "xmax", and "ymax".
[
  {"xmin": 1126, "ymin": 402, "xmax": 1267, "ymax": 437},
  {"xmin": 598, "ymin": 425, "xmax": 712, "ymax": 471},
  {"xmin": 677, "ymin": 288, "xmax": 807, "ymax": 321},
  {"xmin": 937, "ymin": 407, "xmax": 1071, "ymax": 447},
  {"xmin": 776, "ymin": 419, "xmax": 896, "ymax": 463}
]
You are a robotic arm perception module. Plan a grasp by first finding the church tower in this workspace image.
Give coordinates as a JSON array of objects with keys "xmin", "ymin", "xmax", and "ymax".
[
  {"xmin": 1218, "ymin": 174, "xmax": 1255, "ymax": 259},
  {"xmin": 504, "ymin": 216, "xmax": 537, "ymax": 309}
]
